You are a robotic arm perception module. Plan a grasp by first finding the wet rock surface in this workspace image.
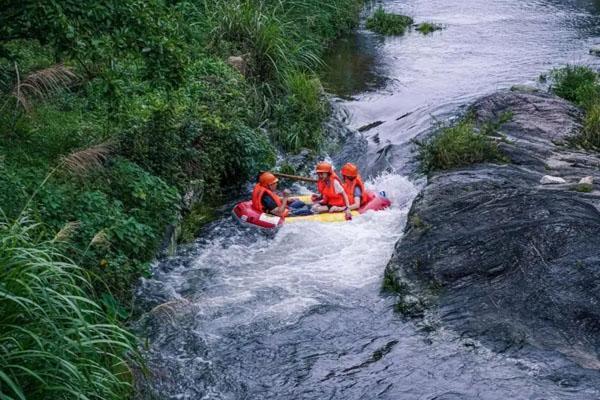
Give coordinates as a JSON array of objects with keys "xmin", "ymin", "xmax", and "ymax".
[{"xmin": 386, "ymin": 91, "xmax": 600, "ymax": 367}]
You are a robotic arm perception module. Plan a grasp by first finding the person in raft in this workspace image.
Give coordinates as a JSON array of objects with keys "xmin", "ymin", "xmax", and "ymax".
[
  {"xmin": 311, "ymin": 162, "xmax": 353, "ymax": 219},
  {"xmin": 252, "ymin": 172, "xmax": 312, "ymax": 217},
  {"xmin": 341, "ymin": 162, "xmax": 368, "ymax": 210}
]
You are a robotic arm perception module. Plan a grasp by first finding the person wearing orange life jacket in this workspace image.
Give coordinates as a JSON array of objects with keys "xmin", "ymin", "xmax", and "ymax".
[
  {"xmin": 252, "ymin": 172, "xmax": 312, "ymax": 217},
  {"xmin": 340, "ymin": 162, "xmax": 369, "ymax": 211},
  {"xmin": 311, "ymin": 162, "xmax": 352, "ymax": 220}
]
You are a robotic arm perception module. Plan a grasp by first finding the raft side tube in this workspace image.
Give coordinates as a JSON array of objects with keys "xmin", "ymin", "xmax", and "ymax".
[
  {"xmin": 232, "ymin": 201, "xmax": 283, "ymax": 229},
  {"xmin": 232, "ymin": 191, "xmax": 391, "ymax": 229}
]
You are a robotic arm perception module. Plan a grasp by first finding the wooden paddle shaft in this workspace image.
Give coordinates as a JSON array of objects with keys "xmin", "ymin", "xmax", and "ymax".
[{"xmin": 272, "ymin": 172, "xmax": 317, "ymax": 183}]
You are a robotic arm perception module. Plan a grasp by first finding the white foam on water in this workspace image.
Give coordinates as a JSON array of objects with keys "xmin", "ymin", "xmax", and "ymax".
[{"xmin": 178, "ymin": 173, "xmax": 419, "ymax": 327}]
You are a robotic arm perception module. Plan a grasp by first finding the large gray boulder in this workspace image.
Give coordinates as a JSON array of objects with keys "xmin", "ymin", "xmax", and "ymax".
[{"xmin": 385, "ymin": 91, "xmax": 600, "ymax": 367}]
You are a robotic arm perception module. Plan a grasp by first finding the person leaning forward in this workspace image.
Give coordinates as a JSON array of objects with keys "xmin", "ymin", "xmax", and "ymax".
[{"xmin": 252, "ymin": 172, "xmax": 312, "ymax": 217}]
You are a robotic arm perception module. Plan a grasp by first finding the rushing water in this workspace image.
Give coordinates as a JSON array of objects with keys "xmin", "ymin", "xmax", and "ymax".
[{"xmin": 136, "ymin": 1, "xmax": 600, "ymax": 398}]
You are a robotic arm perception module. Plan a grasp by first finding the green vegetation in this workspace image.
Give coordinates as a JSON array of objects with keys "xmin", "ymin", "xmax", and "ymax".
[
  {"xmin": 575, "ymin": 183, "xmax": 593, "ymax": 193},
  {"xmin": 550, "ymin": 65, "xmax": 600, "ymax": 150},
  {"xmin": 382, "ymin": 273, "xmax": 405, "ymax": 293},
  {"xmin": 179, "ymin": 204, "xmax": 218, "ymax": 244},
  {"xmin": 417, "ymin": 114, "xmax": 510, "ymax": 172},
  {"xmin": 416, "ymin": 23, "xmax": 443, "ymax": 34},
  {"xmin": 408, "ymin": 214, "xmax": 431, "ymax": 232},
  {"xmin": 0, "ymin": 1, "xmax": 363, "ymax": 397},
  {"xmin": 394, "ymin": 295, "xmax": 425, "ymax": 318},
  {"xmin": 366, "ymin": 7, "xmax": 414, "ymax": 35},
  {"xmin": 550, "ymin": 65, "xmax": 599, "ymax": 108},
  {"xmin": 0, "ymin": 217, "xmax": 138, "ymax": 399},
  {"xmin": 581, "ymin": 103, "xmax": 600, "ymax": 150}
]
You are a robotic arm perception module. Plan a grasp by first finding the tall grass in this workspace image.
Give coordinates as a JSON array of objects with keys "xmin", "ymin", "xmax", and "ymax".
[
  {"xmin": 581, "ymin": 103, "xmax": 600, "ymax": 150},
  {"xmin": 550, "ymin": 65, "xmax": 600, "ymax": 150},
  {"xmin": 366, "ymin": 7, "xmax": 414, "ymax": 36},
  {"xmin": 550, "ymin": 65, "xmax": 599, "ymax": 108},
  {"xmin": 206, "ymin": 0, "xmax": 321, "ymax": 82},
  {"xmin": 273, "ymin": 70, "xmax": 327, "ymax": 151},
  {"xmin": 417, "ymin": 117, "xmax": 507, "ymax": 172},
  {"xmin": 0, "ymin": 216, "xmax": 138, "ymax": 400}
]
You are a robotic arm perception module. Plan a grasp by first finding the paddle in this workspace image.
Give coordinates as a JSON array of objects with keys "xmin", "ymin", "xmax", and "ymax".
[{"xmin": 271, "ymin": 172, "xmax": 318, "ymax": 183}]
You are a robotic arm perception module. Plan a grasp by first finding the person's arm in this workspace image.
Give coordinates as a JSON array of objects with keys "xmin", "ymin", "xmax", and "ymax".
[
  {"xmin": 270, "ymin": 189, "xmax": 291, "ymax": 216},
  {"xmin": 329, "ymin": 181, "xmax": 352, "ymax": 218},
  {"xmin": 349, "ymin": 187, "xmax": 361, "ymax": 210}
]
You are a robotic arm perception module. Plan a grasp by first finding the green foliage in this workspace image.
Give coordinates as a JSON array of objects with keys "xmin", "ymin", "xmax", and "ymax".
[
  {"xmin": 179, "ymin": 204, "xmax": 218, "ymax": 243},
  {"xmin": 205, "ymin": 0, "xmax": 361, "ymax": 82},
  {"xmin": 416, "ymin": 23, "xmax": 443, "ymax": 34},
  {"xmin": 579, "ymin": 103, "xmax": 600, "ymax": 150},
  {"xmin": 574, "ymin": 183, "xmax": 593, "ymax": 193},
  {"xmin": 366, "ymin": 7, "xmax": 414, "ymax": 36},
  {"xmin": 1, "ymin": 0, "xmax": 189, "ymax": 85},
  {"xmin": 0, "ymin": 157, "xmax": 180, "ymax": 303},
  {"xmin": 549, "ymin": 65, "xmax": 600, "ymax": 151},
  {"xmin": 0, "ymin": 217, "xmax": 138, "ymax": 400},
  {"xmin": 277, "ymin": 163, "xmax": 297, "ymax": 175},
  {"xmin": 550, "ymin": 65, "xmax": 599, "ymax": 108},
  {"xmin": 382, "ymin": 273, "xmax": 406, "ymax": 293},
  {"xmin": 206, "ymin": 0, "xmax": 312, "ymax": 81},
  {"xmin": 273, "ymin": 71, "xmax": 328, "ymax": 151},
  {"xmin": 418, "ymin": 116, "xmax": 508, "ymax": 172}
]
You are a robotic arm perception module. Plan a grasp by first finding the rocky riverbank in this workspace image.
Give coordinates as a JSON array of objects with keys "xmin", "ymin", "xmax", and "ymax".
[{"xmin": 385, "ymin": 90, "xmax": 600, "ymax": 368}]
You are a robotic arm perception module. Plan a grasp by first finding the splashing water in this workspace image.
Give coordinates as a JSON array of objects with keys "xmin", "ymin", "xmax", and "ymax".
[{"xmin": 140, "ymin": 174, "xmax": 418, "ymax": 327}]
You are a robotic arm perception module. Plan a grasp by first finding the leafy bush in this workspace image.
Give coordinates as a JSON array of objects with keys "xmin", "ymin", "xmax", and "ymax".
[
  {"xmin": 416, "ymin": 23, "xmax": 443, "ymax": 34},
  {"xmin": 0, "ymin": 217, "xmax": 138, "ymax": 400},
  {"xmin": 550, "ymin": 65, "xmax": 599, "ymax": 108},
  {"xmin": 119, "ymin": 57, "xmax": 275, "ymax": 191},
  {"xmin": 273, "ymin": 71, "xmax": 328, "ymax": 151},
  {"xmin": 418, "ymin": 117, "xmax": 507, "ymax": 172},
  {"xmin": 0, "ymin": 157, "xmax": 180, "ymax": 303},
  {"xmin": 366, "ymin": 7, "xmax": 414, "ymax": 35}
]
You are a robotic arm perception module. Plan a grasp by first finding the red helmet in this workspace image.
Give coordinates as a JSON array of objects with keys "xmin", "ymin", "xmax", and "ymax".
[
  {"xmin": 259, "ymin": 172, "xmax": 278, "ymax": 187},
  {"xmin": 341, "ymin": 163, "xmax": 358, "ymax": 178},
  {"xmin": 315, "ymin": 162, "xmax": 333, "ymax": 174}
]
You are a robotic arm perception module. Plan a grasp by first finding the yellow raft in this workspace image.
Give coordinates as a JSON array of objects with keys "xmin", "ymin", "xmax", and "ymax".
[{"xmin": 233, "ymin": 192, "xmax": 391, "ymax": 230}]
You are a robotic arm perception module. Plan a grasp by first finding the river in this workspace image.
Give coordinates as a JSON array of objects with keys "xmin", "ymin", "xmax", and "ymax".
[{"xmin": 135, "ymin": 1, "xmax": 600, "ymax": 399}]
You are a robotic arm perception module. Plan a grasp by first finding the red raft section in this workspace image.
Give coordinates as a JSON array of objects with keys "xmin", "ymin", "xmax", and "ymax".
[{"xmin": 232, "ymin": 191, "xmax": 391, "ymax": 230}]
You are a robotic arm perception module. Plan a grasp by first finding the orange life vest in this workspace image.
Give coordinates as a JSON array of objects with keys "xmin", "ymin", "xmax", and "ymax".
[
  {"xmin": 317, "ymin": 173, "xmax": 346, "ymax": 207},
  {"xmin": 343, "ymin": 175, "xmax": 368, "ymax": 206},
  {"xmin": 251, "ymin": 184, "xmax": 289, "ymax": 217}
]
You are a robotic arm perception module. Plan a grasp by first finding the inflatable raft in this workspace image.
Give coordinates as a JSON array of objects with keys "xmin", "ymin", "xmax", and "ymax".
[{"xmin": 232, "ymin": 192, "xmax": 391, "ymax": 230}]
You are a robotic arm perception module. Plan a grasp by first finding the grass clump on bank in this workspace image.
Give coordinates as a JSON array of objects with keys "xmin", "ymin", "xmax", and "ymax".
[
  {"xmin": 550, "ymin": 65, "xmax": 600, "ymax": 150},
  {"xmin": 0, "ymin": 217, "xmax": 138, "ymax": 399},
  {"xmin": 417, "ymin": 114, "xmax": 510, "ymax": 172},
  {"xmin": 416, "ymin": 23, "xmax": 444, "ymax": 34},
  {"xmin": 550, "ymin": 65, "xmax": 599, "ymax": 108},
  {"xmin": 366, "ymin": 7, "xmax": 414, "ymax": 35}
]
